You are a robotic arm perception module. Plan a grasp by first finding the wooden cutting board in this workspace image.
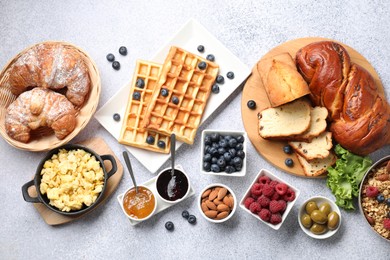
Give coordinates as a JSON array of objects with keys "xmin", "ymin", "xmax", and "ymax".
[
  {"xmin": 27, "ymin": 137, "xmax": 123, "ymax": 225},
  {"xmin": 241, "ymin": 37, "xmax": 384, "ymax": 178}
]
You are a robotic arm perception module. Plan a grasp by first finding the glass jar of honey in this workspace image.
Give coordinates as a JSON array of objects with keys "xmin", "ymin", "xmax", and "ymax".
[{"xmin": 122, "ymin": 186, "xmax": 156, "ymax": 220}]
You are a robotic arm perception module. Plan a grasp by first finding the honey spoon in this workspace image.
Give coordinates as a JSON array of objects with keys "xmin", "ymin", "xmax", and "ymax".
[{"xmin": 123, "ymin": 151, "xmax": 138, "ymax": 193}]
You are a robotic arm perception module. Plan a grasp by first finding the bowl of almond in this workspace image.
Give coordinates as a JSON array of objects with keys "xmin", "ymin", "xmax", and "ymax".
[{"xmin": 198, "ymin": 183, "xmax": 237, "ymax": 223}]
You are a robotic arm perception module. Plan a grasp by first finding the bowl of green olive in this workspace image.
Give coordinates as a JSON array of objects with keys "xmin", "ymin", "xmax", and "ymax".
[{"xmin": 298, "ymin": 196, "xmax": 341, "ymax": 239}]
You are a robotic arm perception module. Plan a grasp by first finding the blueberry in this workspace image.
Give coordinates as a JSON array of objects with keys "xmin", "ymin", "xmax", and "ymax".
[
  {"xmin": 212, "ymin": 84, "xmax": 220, "ymax": 94},
  {"xmin": 218, "ymin": 139, "xmax": 228, "ymax": 148},
  {"xmin": 224, "ymin": 135, "xmax": 233, "ymax": 141},
  {"xmin": 223, "ymin": 152, "xmax": 232, "ymax": 162},
  {"xmin": 226, "ymin": 71, "xmax": 235, "ymax": 79},
  {"xmin": 210, "ymin": 133, "xmax": 220, "ymax": 142},
  {"xmin": 188, "ymin": 215, "xmax": 197, "ymax": 224},
  {"xmin": 165, "ymin": 221, "xmax": 174, "ymax": 231},
  {"xmin": 204, "ymin": 135, "xmax": 212, "ymax": 145},
  {"xmin": 203, "ymin": 153, "xmax": 212, "ymax": 162},
  {"xmin": 203, "ymin": 162, "xmax": 211, "ymax": 172},
  {"xmin": 204, "ymin": 145, "xmax": 211, "ymax": 154},
  {"xmin": 217, "ymin": 158, "xmax": 226, "ymax": 168},
  {"xmin": 119, "ymin": 46, "xmax": 127, "ymax": 56},
  {"xmin": 216, "ymin": 75, "xmax": 224, "ymax": 84},
  {"xmin": 146, "ymin": 135, "xmax": 155, "ymax": 145},
  {"xmin": 206, "ymin": 54, "xmax": 215, "ymax": 62},
  {"xmin": 133, "ymin": 91, "xmax": 141, "ymax": 100},
  {"xmin": 386, "ymin": 198, "xmax": 390, "ymax": 207},
  {"xmin": 182, "ymin": 210, "xmax": 190, "ymax": 219},
  {"xmin": 211, "ymin": 164, "xmax": 220, "ymax": 173},
  {"xmin": 233, "ymin": 157, "xmax": 242, "ymax": 166},
  {"xmin": 229, "ymin": 148, "xmax": 237, "ymax": 157},
  {"xmin": 212, "ymin": 142, "xmax": 219, "ymax": 149},
  {"xmin": 236, "ymin": 135, "xmax": 245, "ymax": 143},
  {"xmin": 113, "ymin": 113, "xmax": 120, "ymax": 121},
  {"xmin": 161, "ymin": 88, "xmax": 169, "ymax": 97},
  {"xmin": 247, "ymin": 100, "xmax": 256, "ymax": 110},
  {"xmin": 283, "ymin": 145, "xmax": 293, "ymax": 154},
  {"xmin": 236, "ymin": 143, "xmax": 243, "ymax": 151},
  {"xmin": 198, "ymin": 61, "xmax": 207, "ymax": 70},
  {"xmin": 106, "ymin": 53, "xmax": 115, "ymax": 62},
  {"xmin": 209, "ymin": 147, "xmax": 218, "ymax": 157},
  {"xmin": 225, "ymin": 166, "xmax": 235, "ymax": 174},
  {"xmin": 285, "ymin": 158, "xmax": 294, "ymax": 167},
  {"xmin": 197, "ymin": 45, "xmax": 205, "ymax": 53},
  {"xmin": 157, "ymin": 140, "xmax": 166, "ymax": 149},
  {"xmin": 211, "ymin": 157, "xmax": 218, "ymax": 164},
  {"xmin": 237, "ymin": 150, "xmax": 245, "ymax": 159},
  {"xmin": 112, "ymin": 61, "xmax": 120, "ymax": 70},
  {"xmin": 228, "ymin": 138, "xmax": 238, "ymax": 148},
  {"xmin": 171, "ymin": 96, "xmax": 180, "ymax": 105},
  {"xmin": 136, "ymin": 78, "xmax": 145, "ymax": 88},
  {"xmin": 377, "ymin": 194, "xmax": 385, "ymax": 203},
  {"xmin": 218, "ymin": 147, "xmax": 226, "ymax": 155},
  {"xmin": 235, "ymin": 165, "xmax": 242, "ymax": 171}
]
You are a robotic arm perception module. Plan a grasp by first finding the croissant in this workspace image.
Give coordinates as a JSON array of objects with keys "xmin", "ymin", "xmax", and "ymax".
[
  {"xmin": 296, "ymin": 41, "xmax": 390, "ymax": 155},
  {"xmin": 5, "ymin": 88, "xmax": 77, "ymax": 143},
  {"xmin": 8, "ymin": 43, "xmax": 90, "ymax": 106}
]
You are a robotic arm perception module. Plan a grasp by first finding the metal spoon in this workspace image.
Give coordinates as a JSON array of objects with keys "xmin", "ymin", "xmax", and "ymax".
[
  {"xmin": 123, "ymin": 151, "xmax": 138, "ymax": 193},
  {"xmin": 170, "ymin": 134, "xmax": 176, "ymax": 176}
]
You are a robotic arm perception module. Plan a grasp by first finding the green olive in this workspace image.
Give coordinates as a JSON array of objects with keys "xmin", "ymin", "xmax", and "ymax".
[
  {"xmin": 300, "ymin": 213, "xmax": 313, "ymax": 228},
  {"xmin": 310, "ymin": 223, "xmax": 327, "ymax": 235},
  {"xmin": 305, "ymin": 201, "xmax": 318, "ymax": 215},
  {"xmin": 319, "ymin": 202, "xmax": 331, "ymax": 216},
  {"xmin": 310, "ymin": 210, "xmax": 327, "ymax": 224},
  {"xmin": 327, "ymin": 211, "xmax": 340, "ymax": 230}
]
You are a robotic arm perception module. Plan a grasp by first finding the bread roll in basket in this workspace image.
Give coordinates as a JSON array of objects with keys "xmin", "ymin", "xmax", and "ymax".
[{"xmin": 0, "ymin": 41, "xmax": 101, "ymax": 151}]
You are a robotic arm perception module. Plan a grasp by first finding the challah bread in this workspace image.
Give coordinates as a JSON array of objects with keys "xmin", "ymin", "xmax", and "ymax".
[
  {"xmin": 5, "ymin": 88, "xmax": 76, "ymax": 143},
  {"xmin": 296, "ymin": 41, "xmax": 390, "ymax": 155},
  {"xmin": 9, "ymin": 43, "xmax": 90, "ymax": 106}
]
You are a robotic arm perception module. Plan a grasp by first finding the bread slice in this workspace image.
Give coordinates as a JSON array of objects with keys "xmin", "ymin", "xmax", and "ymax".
[
  {"xmin": 289, "ymin": 131, "xmax": 333, "ymax": 160},
  {"xmin": 258, "ymin": 99, "xmax": 311, "ymax": 139},
  {"xmin": 296, "ymin": 151, "xmax": 337, "ymax": 177},
  {"xmin": 257, "ymin": 53, "xmax": 311, "ymax": 107}
]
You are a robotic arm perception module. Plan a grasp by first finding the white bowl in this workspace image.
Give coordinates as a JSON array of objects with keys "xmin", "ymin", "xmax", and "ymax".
[
  {"xmin": 239, "ymin": 169, "xmax": 300, "ymax": 230},
  {"xmin": 121, "ymin": 185, "xmax": 157, "ymax": 222},
  {"xmin": 298, "ymin": 196, "xmax": 341, "ymax": 239},
  {"xmin": 200, "ymin": 129, "xmax": 247, "ymax": 177},
  {"xmin": 198, "ymin": 183, "xmax": 237, "ymax": 223},
  {"xmin": 155, "ymin": 166, "xmax": 191, "ymax": 204}
]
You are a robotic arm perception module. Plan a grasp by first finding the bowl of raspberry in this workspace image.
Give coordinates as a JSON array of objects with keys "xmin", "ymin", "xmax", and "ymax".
[{"xmin": 239, "ymin": 169, "xmax": 300, "ymax": 230}]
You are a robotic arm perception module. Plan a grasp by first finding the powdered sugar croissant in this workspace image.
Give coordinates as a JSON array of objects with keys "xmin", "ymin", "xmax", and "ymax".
[{"xmin": 5, "ymin": 88, "xmax": 76, "ymax": 143}]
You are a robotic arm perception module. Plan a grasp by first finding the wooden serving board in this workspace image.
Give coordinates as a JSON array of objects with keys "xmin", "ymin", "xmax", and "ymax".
[
  {"xmin": 27, "ymin": 137, "xmax": 123, "ymax": 225},
  {"xmin": 241, "ymin": 37, "xmax": 384, "ymax": 178}
]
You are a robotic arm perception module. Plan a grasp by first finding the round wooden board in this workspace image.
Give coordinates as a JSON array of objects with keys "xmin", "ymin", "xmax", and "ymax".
[{"xmin": 241, "ymin": 37, "xmax": 384, "ymax": 178}]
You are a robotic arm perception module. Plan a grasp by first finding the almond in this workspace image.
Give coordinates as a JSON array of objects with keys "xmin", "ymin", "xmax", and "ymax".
[
  {"xmin": 217, "ymin": 188, "xmax": 228, "ymax": 200},
  {"xmin": 223, "ymin": 196, "xmax": 232, "ymax": 208},
  {"xmin": 202, "ymin": 189, "xmax": 211, "ymax": 198},
  {"xmin": 376, "ymin": 174, "xmax": 389, "ymax": 181},
  {"xmin": 201, "ymin": 202, "xmax": 209, "ymax": 212},
  {"xmin": 213, "ymin": 199, "xmax": 223, "ymax": 205},
  {"xmin": 205, "ymin": 200, "xmax": 217, "ymax": 210},
  {"xmin": 205, "ymin": 210, "xmax": 218, "ymax": 218},
  {"xmin": 216, "ymin": 211, "xmax": 229, "ymax": 220},
  {"xmin": 217, "ymin": 204, "xmax": 230, "ymax": 212},
  {"xmin": 228, "ymin": 195, "xmax": 234, "ymax": 208},
  {"xmin": 208, "ymin": 189, "xmax": 218, "ymax": 201}
]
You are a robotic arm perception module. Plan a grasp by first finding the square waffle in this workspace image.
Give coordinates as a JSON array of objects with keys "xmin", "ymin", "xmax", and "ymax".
[
  {"xmin": 119, "ymin": 60, "xmax": 170, "ymax": 153},
  {"xmin": 141, "ymin": 46, "xmax": 219, "ymax": 144}
]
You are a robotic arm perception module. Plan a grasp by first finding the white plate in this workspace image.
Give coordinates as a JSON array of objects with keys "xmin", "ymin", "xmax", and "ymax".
[
  {"xmin": 94, "ymin": 18, "xmax": 251, "ymax": 173},
  {"xmin": 117, "ymin": 165, "xmax": 195, "ymax": 226}
]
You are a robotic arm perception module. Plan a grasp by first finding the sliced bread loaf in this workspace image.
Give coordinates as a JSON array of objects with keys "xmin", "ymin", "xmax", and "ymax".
[
  {"xmin": 289, "ymin": 131, "xmax": 333, "ymax": 160},
  {"xmin": 258, "ymin": 99, "xmax": 311, "ymax": 139},
  {"xmin": 296, "ymin": 151, "xmax": 337, "ymax": 177}
]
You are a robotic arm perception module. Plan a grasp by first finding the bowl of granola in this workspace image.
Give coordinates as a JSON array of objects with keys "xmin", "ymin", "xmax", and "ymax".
[{"xmin": 359, "ymin": 155, "xmax": 390, "ymax": 241}]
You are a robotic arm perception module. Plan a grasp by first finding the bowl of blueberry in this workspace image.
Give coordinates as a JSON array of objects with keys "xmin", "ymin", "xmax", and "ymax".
[{"xmin": 201, "ymin": 130, "xmax": 247, "ymax": 177}]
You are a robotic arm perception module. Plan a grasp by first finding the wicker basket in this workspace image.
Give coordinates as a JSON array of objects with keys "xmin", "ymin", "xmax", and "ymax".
[{"xmin": 0, "ymin": 41, "xmax": 101, "ymax": 151}]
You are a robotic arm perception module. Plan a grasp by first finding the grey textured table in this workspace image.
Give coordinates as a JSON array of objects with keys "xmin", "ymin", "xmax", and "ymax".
[{"xmin": 1, "ymin": 1, "xmax": 389, "ymax": 259}]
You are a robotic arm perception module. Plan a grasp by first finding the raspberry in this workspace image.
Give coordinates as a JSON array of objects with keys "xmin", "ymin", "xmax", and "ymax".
[
  {"xmin": 270, "ymin": 213, "xmax": 282, "ymax": 225},
  {"xmin": 258, "ymin": 175, "xmax": 271, "ymax": 185},
  {"xmin": 269, "ymin": 180, "xmax": 279, "ymax": 188},
  {"xmin": 244, "ymin": 197, "xmax": 255, "ymax": 209},
  {"xmin": 258, "ymin": 208, "xmax": 271, "ymax": 222},
  {"xmin": 251, "ymin": 183, "xmax": 263, "ymax": 197},
  {"xmin": 366, "ymin": 186, "xmax": 379, "ymax": 198},
  {"xmin": 269, "ymin": 200, "xmax": 284, "ymax": 213},
  {"xmin": 275, "ymin": 183, "xmax": 288, "ymax": 195},
  {"xmin": 283, "ymin": 188, "xmax": 296, "ymax": 202},
  {"xmin": 271, "ymin": 192, "xmax": 281, "ymax": 201},
  {"xmin": 278, "ymin": 200, "xmax": 287, "ymax": 213},
  {"xmin": 257, "ymin": 195, "xmax": 270, "ymax": 208},
  {"xmin": 249, "ymin": 202, "xmax": 262, "ymax": 213},
  {"xmin": 384, "ymin": 219, "xmax": 390, "ymax": 230},
  {"xmin": 262, "ymin": 184, "xmax": 275, "ymax": 198}
]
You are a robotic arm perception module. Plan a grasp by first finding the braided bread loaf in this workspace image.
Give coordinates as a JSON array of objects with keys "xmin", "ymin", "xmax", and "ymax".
[{"xmin": 296, "ymin": 41, "xmax": 390, "ymax": 155}]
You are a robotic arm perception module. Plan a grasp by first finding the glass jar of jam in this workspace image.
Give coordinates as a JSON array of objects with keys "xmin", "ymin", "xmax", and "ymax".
[
  {"xmin": 156, "ymin": 168, "xmax": 190, "ymax": 203},
  {"xmin": 122, "ymin": 186, "xmax": 156, "ymax": 220}
]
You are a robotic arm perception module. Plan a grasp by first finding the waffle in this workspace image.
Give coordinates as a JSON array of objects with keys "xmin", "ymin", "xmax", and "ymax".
[
  {"xmin": 119, "ymin": 60, "xmax": 170, "ymax": 153},
  {"xmin": 141, "ymin": 46, "xmax": 219, "ymax": 144}
]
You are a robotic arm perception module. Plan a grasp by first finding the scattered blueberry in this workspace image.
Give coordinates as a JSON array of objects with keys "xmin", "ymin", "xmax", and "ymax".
[
  {"xmin": 203, "ymin": 153, "xmax": 212, "ymax": 162},
  {"xmin": 119, "ymin": 46, "xmax": 127, "ymax": 56},
  {"xmin": 212, "ymin": 84, "xmax": 220, "ymax": 94},
  {"xmin": 198, "ymin": 61, "xmax": 207, "ymax": 70},
  {"xmin": 285, "ymin": 158, "xmax": 294, "ymax": 167},
  {"xmin": 211, "ymin": 164, "xmax": 220, "ymax": 173},
  {"xmin": 386, "ymin": 198, "xmax": 390, "ymax": 207},
  {"xmin": 157, "ymin": 140, "xmax": 166, "ymax": 149},
  {"xmin": 226, "ymin": 71, "xmax": 235, "ymax": 79},
  {"xmin": 112, "ymin": 61, "xmax": 121, "ymax": 70},
  {"xmin": 165, "ymin": 221, "xmax": 174, "ymax": 231},
  {"xmin": 146, "ymin": 135, "xmax": 155, "ymax": 145},
  {"xmin": 377, "ymin": 194, "xmax": 385, "ymax": 203},
  {"xmin": 210, "ymin": 133, "xmax": 220, "ymax": 142},
  {"xmin": 236, "ymin": 143, "xmax": 244, "ymax": 151},
  {"xmin": 188, "ymin": 215, "xmax": 197, "ymax": 224},
  {"xmin": 182, "ymin": 210, "xmax": 190, "ymax": 219},
  {"xmin": 197, "ymin": 45, "xmax": 205, "ymax": 53},
  {"xmin": 236, "ymin": 135, "xmax": 245, "ymax": 143},
  {"xmin": 237, "ymin": 150, "xmax": 245, "ymax": 159},
  {"xmin": 161, "ymin": 88, "xmax": 169, "ymax": 97},
  {"xmin": 216, "ymin": 75, "xmax": 225, "ymax": 84},
  {"xmin": 225, "ymin": 166, "xmax": 235, "ymax": 174},
  {"xmin": 211, "ymin": 157, "xmax": 218, "ymax": 164},
  {"xmin": 136, "ymin": 78, "xmax": 145, "ymax": 88},
  {"xmin": 206, "ymin": 54, "xmax": 215, "ymax": 62},
  {"xmin": 106, "ymin": 53, "xmax": 115, "ymax": 62},
  {"xmin": 283, "ymin": 145, "xmax": 293, "ymax": 154},
  {"xmin": 113, "ymin": 113, "xmax": 120, "ymax": 121},
  {"xmin": 133, "ymin": 91, "xmax": 141, "ymax": 100},
  {"xmin": 203, "ymin": 162, "xmax": 211, "ymax": 172},
  {"xmin": 171, "ymin": 96, "xmax": 180, "ymax": 105},
  {"xmin": 228, "ymin": 138, "xmax": 238, "ymax": 148},
  {"xmin": 247, "ymin": 100, "xmax": 256, "ymax": 110},
  {"xmin": 223, "ymin": 152, "xmax": 232, "ymax": 162}
]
